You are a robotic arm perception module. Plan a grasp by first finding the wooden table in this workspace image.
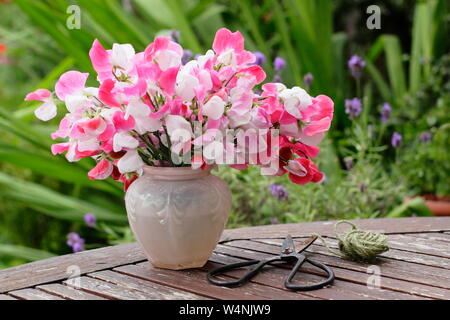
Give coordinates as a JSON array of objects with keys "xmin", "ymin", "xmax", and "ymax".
[{"xmin": 1, "ymin": 217, "xmax": 450, "ymax": 300}]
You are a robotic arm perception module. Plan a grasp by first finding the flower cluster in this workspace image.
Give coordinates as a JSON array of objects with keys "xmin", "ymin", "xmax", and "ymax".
[{"xmin": 26, "ymin": 28, "xmax": 333, "ymax": 189}]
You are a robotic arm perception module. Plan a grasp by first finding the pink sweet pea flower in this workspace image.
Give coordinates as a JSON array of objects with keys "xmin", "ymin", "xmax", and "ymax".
[
  {"xmin": 99, "ymin": 79, "xmax": 121, "ymax": 107},
  {"xmin": 51, "ymin": 142, "xmax": 70, "ymax": 155},
  {"xmin": 51, "ymin": 117, "xmax": 72, "ymax": 139},
  {"xmin": 88, "ymin": 159, "xmax": 113, "ymax": 180},
  {"xmin": 89, "ymin": 39, "xmax": 111, "ymax": 81},
  {"xmin": 89, "ymin": 39, "xmax": 137, "ymax": 81},
  {"xmin": 112, "ymin": 110, "xmax": 135, "ymax": 131},
  {"xmin": 284, "ymin": 158, "xmax": 323, "ymax": 185},
  {"xmin": 144, "ymin": 36, "xmax": 183, "ymax": 71},
  {"xmin": 55, "ymin": 71, "xmax": 89, "ymax": 101},
  {"xmin": 77, "ymin": 117, "xmax": 107, "ymax": 137},
  {"xmin": 300, "ymin": 95, "xmax": 334, "ymax": 137},
  {"xmin": 25, "ymin": 89, "xmax": 57, "ymax": 121},
  {"xmin": 212, "ymin": 28, "xmax": 255, "ymax": 67}
]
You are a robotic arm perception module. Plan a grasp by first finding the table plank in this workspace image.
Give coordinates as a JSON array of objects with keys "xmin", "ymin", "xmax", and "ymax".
[
  {"xmin": 229, "ymin": 239, "xmax": 450, "ymax": 287},
  {"xmin": 64, "ymin": 276, "xmax": 175, "ymax": 300},
  {"xmin": 37, "ymin": 283, "xmax": 106, "ymax": 300},
  {"xmin": 0, "ymin": 242, "xmax": 146, "ymax": 293},
  {"xmin": 1, "ymin": 217, "xmax": 449, "ymax": 298},
  {"xmin": 208, "ymin": 252, "xmax": 427, "ymax": 300},
  {"xmin": 115, "ymin": 262, "xmax": 316, "ymax": 300},
  {"xmin": 88, "ymin": 270, "xmax": 209, "ymax": 300},
  {"xmin": 388, "ymin": 234, "xmax": 450, "ymax": 258},
  {"xmin": 414, "ymin": 233, "xmax": 450, "ymax": 243},
  {"xmin": 220, "ymin": 217, "xmax": 450, "ymax": 242},
  {"xmin": 215, "ymin": 242, "xmax": 450, "ymax": 299},
  {"xmin": 8, "ymin": 288, "xmax": 64, "ymax": 300},
  {"xmin": 0, "ymin": 294, "xmax": 17, "ymax": 300}
]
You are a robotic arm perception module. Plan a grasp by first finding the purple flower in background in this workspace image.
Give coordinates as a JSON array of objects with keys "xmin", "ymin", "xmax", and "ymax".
[
  {"xmin": 252, "ymin": 51, "xmax": 266, "ymax": 66},
  {"xmin": 170, "ymin": 30, "xmax": 180, "ymax": 43},
  {"xmin": 273, "ymin": 57, "xmax": 286, "ymax": 71},
  {"xmin": 272, "ymin": 74, "xmax": 282, "ymax": 83},
  {"xmin": 66, "ymin": 232, "xmax": 85, "ymax": 253},
  {"xmin": 348, "ymin": 55, "xmax": 366, "ymax": 78},
  {"xmin": 420, "ymin": 131, "xmax": 432, "ymax": 143},
  {"xmin": 269, "ymin": 217, "xmax": 280, "ymax": 225},
  {"xmin": 380, "ymin": 103, "xmax": 392, "ymax": 123},
  {"xmin": 270, "ymin": 183, "xmax": 289, "ymax": 200},
  {"xmin": 303, "ymin": 73, "xmax": 314, "ymax": 88},
  {"xmin": 359, "ymin": 183, "xmax": 366, "ymax": 193},
  {"xmin": 391, "ymin": 132, "xmax": 402, "ymax": 148},
  {"xmin": 345, "ymin": 98, "xmax": 362, "ymax": 119},
  {"xmin": 182, "ymin": 49, "xmax": 193, "ymax": 65},
  {"xmin": 84, "ymin": 213, "xmax": 96, "ymax": 228},
  {"xmin": 345, "ymin": 158, "xmax": 354, "ymax": 171}
]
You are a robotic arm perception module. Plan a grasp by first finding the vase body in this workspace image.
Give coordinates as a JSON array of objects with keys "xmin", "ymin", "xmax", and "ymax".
[{"xmin": 125, "ymin": 166, "xmax": 231, "ymax": 270}]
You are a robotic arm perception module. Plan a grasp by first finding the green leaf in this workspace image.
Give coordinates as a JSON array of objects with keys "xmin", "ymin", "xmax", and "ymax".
[
  {"xmin": 383, "ymin": 35, "xmax": 407, "ymax": 103},
  {"xmin": 0, "ymin": 244, "xmax": 56, "ymax": 262},
  {"xmin": 0, "ymin": 173, "xmax": 126, "ymax": 223},
  {"xmin": 0, "ymin": 144, "xmax": 121, "ymax": 195},
  {"xmin": 386, "ymin": 197, "xmax": 434, "ymax": 218}
]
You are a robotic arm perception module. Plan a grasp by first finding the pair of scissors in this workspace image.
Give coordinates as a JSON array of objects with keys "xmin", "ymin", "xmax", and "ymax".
[{"xmin": 207, "ymin": 235, "xmax": 334, "ymax": 291}]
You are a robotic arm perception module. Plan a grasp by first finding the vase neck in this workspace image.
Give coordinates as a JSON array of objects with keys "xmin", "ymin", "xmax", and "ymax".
[{"xmin": 142, "ymin": 166, "xmax": 213, "ymax": 181}]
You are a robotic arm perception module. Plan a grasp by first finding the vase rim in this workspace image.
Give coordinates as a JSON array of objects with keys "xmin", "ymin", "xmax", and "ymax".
[{"xmin": 142, "ymin": 165, "xmax": 215, "ymax": 180}]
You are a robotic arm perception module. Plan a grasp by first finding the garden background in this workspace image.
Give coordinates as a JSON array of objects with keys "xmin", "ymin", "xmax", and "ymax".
[{"xmin": 0, "ymin": 0, "xmax": 448, "ymax": 268}]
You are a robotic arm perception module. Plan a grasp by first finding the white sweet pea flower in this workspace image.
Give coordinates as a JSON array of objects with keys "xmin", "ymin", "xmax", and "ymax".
[
  {"xmin": 77, "ymin": 138, "xmax": 99, "ymax": 152},
  {"xmin": 110, "ymin": 43, "xmax": 135, "ymax": 70},
  {"xmin": 279, "ymin": 86, "xmax": 312, "ymax": 119},
  {"xmin": 154, "ymin": 49, "xmax": 182, "ymax": 71},
  {"xmin": 203, "ymin": 96, "xmax": 225, "ymax": 120},
  {"xmin": 113, "ymin": 131, "xmax": 140, "ymax": 152},
  {"xmin": 35, "ymin": 100, "xmax": 57, "ymax": 121},
  {"xmin": 125, "ymin": 98, "xmax": 162, "ymax": 134},
  {"xmin": 165, "ymin": 115, "xmax": 193, "ymax": 140},
  {"xmin": 117, "ymin": 149, "xmax": 144, "ymax": 173},
  {"xmin": 217, "ymin": 48, "xmax": 236, "ymax": 67},
  {"xmin": 176, "ymin": 74, "xmax": 199, "ymax": 102}
]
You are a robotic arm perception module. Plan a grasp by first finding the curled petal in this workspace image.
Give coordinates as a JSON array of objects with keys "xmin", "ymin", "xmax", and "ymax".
[
  {"xmin": 88, "ymin": 159, "xmax": 113, "ymax": 180},
  {"xmin": 51, "ymin": 142, "xmax": 70, "ymax": 155},
  {"xmin": 25, "ymin": 89, "xmax": 51, "ymax": 101},
  {"xmin": 89, "ymin": 39, "xmax": 111, "ymax": 78}
]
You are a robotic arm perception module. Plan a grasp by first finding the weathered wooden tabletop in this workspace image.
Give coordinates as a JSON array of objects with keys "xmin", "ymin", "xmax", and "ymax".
[{"xmin": 1, "ymin": 217, "xmax": 450, "ymax": 300}]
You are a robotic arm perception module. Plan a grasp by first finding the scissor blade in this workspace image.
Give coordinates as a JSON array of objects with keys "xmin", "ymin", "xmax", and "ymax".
[
  {"xmin": 296, "ymin": 236, "xmax": 318, "ymax": 253},
  {"xmin": 281, "ymin": 235, "xmax": 295, "ymax": 254}
]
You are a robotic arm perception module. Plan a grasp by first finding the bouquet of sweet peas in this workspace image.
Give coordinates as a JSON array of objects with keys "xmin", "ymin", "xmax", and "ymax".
[{"xmin": 26, "ymin": 28, "xmax": 333, "ymax": 190}]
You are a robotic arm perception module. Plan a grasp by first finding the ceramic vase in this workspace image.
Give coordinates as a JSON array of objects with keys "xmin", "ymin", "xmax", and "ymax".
[{"xmin": 125, "ymin": 166, "xmax": 231, "ymax": 270}]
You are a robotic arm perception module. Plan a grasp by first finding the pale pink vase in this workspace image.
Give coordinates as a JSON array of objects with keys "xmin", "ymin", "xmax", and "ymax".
[{"xmin": 125, "ymin": 166, "xmax": 231, "ymax": 270}]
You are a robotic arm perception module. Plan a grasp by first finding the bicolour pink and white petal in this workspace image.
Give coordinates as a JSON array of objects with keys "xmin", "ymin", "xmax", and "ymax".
[
  {"xmin": 25, "ymin": 89, "xmax": 51, "ymax": 102},
  {"xmin": 88, "ymin": 159, "xmax": 113, "ymax": 180},
  {"xmin": 55, "ymin": 71, "xmax": 89, "ymax": 100}
]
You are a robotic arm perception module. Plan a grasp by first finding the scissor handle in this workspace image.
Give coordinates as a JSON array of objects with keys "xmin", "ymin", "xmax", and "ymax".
[
  {"xmin": 284, "ymin": 255, "xmax": 335, "ymax": 291},
  {"xmin": 207, "ymin": 257, "xmax": 280, "ymax": 287}
]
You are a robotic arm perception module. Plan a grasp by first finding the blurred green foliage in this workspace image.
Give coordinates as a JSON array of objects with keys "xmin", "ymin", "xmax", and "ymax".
[{"xmin": 0, "ymin": 0, "xmax": 448, "ymax": 268}]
